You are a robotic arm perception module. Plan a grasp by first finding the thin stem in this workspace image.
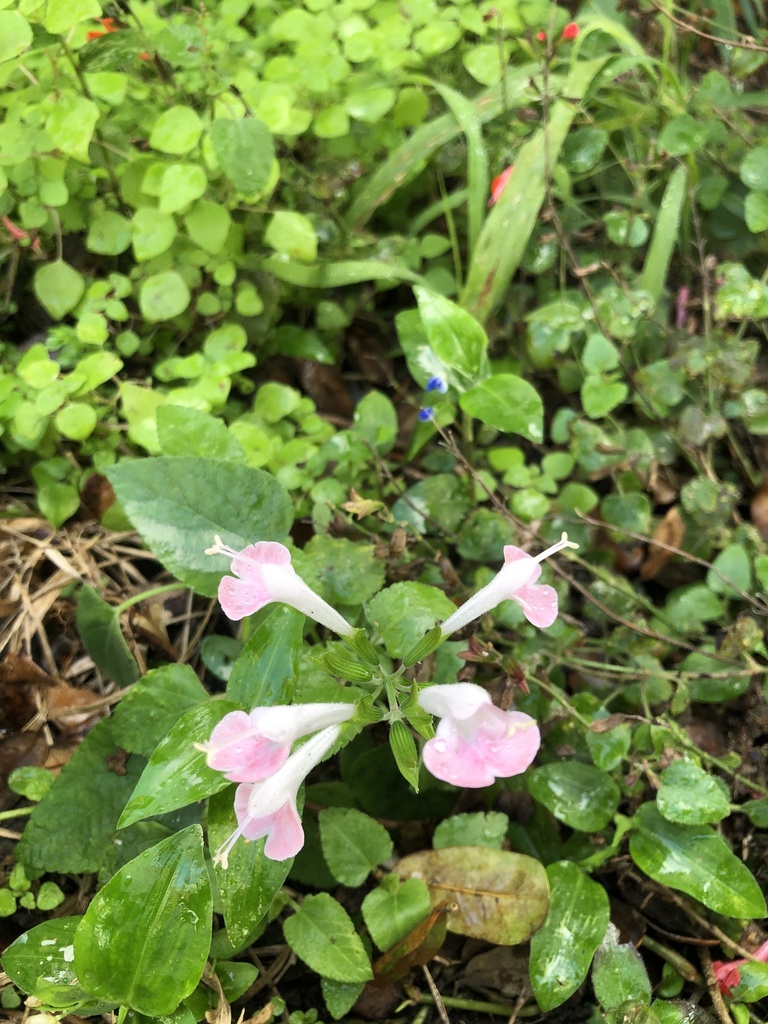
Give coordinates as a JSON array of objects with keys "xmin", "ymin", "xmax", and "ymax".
[
  {"xmin": 115, "ymin": 583, "xmax": 186, "ymax": 614},
  {"xmin": 0, "ymin": 806, "xmax": 34, "ymax": 823}
]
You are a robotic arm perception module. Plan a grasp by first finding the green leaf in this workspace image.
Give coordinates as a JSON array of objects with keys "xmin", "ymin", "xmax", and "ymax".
[
  {"xmin": 16, "ymin": 716, "xmax": 143, "ymax": 874},
  {"xmin": 740, "ymin": 145, "xmax": 768, "ymax": 190},
  {"xmin": 33, "ymin": 261, "xmax": 85, "ymax": 320},
  {"xmin": 433, "ymin": 812, "xmax": 508, "ymax": 850},
  {"xmin": 629, "ymin": 803, "xmax": 767, "ymax": 917},
  {"xmin": 529, "ymin": 862, "xmax": 610, "ymax": 1012},
  {"xmin": 656, "ymin": 761, "xmax": 731, "ymax": 825},
  {"xmin": 581, "ymin": 375, "xmax": 628, "ymax": 419},
  {"xmin": 460, "ymin": 373, "xmax": 544, "ymax": 441},
  {"xmin": 158, "ymin": 163, "xmax": 207, "ymax": 215},
  {"xmin": 322, "ymin": 977, "xmax": 365, "ymax": 1020},
  {"xmin": 361, "ymin": 877, "xmax": 432, "ymax": 952},
  {"xmin": 43, "ymin": 0, "xmax": 100, "ymax": 33},
  {"xmin": 156, "ymin": 406, "xmax": 244, "ymax": 461},
  {"xmin": 707, "ymin": 543, "xmax": 751, "ymax": 595},
  {"xmin": 118, "ymin": 701, "xmax": 239, "ymax": 828},
  {"xmin": 45, "ymin": 93, "xmax": 99, "ymax": 163},
  {"xmin": 265, "ymin": 211, "xmax": 317, "ymax": 261},
  {"xmin": 366, "ymin": 583, "xmax": 457, "ymax": 659},
  {"xmin": 132, "ymin": 209, "xmax": 177, "ymax": 261},
  {"xmin": 139, "ymin": 271, "xmax": 191, "ymax": 322},
  {"xmin": 353, "ymin": 390, "xmax": 398, "ymax": 454},
  {"xmin": 86, "ymin": 211, "xmax": 132, "ymax": 255},
  {"xmin": 150, "ymin": 106, "xmax": 203, "ymax": 155},
  {"xmin": 283, "ymin": 894, "xmax": 373, "ymax": 983},
  {"xmin": 116, "ymin": 664, "xmax": 208, "ymax": 757},
  {"xmin": 745, "ymin": 190, "xmax": 768, "ymax": 233},
  {"xmin": 592, "ymin": 924, "xmax": 652, "ymax": 1011},
  {"xmin": 2, "ymin": 917, "xmax": 111, "ymax": 1013},
  {"xmin": 8, "ymin": 766, "xmax": 54, "ymax": 802},
  {"xmin": 209, "ymin": 118, "xmax": 274, "ymax": 195},
  {"xmin": 582, "ymin": 333, "xmax": 620, "ymax": 373},
  {"xmin": 303, "ymin": 535, "xmax": 385, "ymax": 607},
  {"xmin": 184, "ymin": 199, "xmax": 231, "ymax": 254},
  {"xmin": 227, "ymin": 605, "xmax": 303, "ymax": 706},
  {"xmin": 208, "ymin": 788, "xmax": 292, "ymax": 947},
  {"xmin": 0, "ymin": 12, "xmax": 32, "ymax": 62},
  {"xmin": 105, "ymin": 456, "xmax": 293, "ymax": 597},
  {"xmin": 76, "ymin": 585, "xmax": 140, "ymax": 688},
  {"xmin": 528, "ymin": 763, "xmax": 620, "ymax": 832},
  {"xmin": 461, "ymin": 58, "xmax": 607, "ymax": 323},
  {"xmin": 413, "ymin": 286, "xmax": 488, "ymax": 380},
  {"xmin": 640, "ymin": 166, "xmax": 686, "ymax": 305},
  {"xmin": 74, "ymin": 826, "xmax": 212, "ymax": 1016},
  {"xmin": 658, "ymin": 115, "xmax": 707, "ymax": 156},
  {"xmin": 55, "ymin": 402, "xmax": 97, "ymax": 440},
  {"xmin": 319, "ymin": 808, "xmax": 393, "ymax": 886}
]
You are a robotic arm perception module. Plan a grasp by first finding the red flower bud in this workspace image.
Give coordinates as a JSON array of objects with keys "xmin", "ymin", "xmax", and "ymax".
[
  {"xmin": 535, "ymin": 30, "xmax": 546, "ymax": 41},
  {"xmin": 562, "ymin": 22, "xmax": 579, "ymax": 40}
]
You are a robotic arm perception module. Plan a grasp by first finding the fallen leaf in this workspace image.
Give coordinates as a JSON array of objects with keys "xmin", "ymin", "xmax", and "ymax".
[
  {"xmin": 750, "ymin": 483, "xmax": 768, "ymax": 540},
  {"xmin": 397, "ymin": 847, "xmax": 549, "ymax": 945},
  {"xmin": 372, "ymin": 902, "xmax": 449, "ymax": 985},
  {"xmin": 640, "ymin": 506, "xmax": 685, "ymax": 581}
]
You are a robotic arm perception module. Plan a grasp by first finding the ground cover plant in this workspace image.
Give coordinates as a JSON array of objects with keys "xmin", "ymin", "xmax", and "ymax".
[{"xmin": 1, "ymin": 0, "xmax": 768, "ymax": 1022}]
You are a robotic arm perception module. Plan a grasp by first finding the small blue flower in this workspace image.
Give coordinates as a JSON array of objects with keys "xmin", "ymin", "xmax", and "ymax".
[
  {"xmin": 426, "ymin": 376, "xmax": 448, "ymax": 394},
  {"xmin": 418, "ymin": 407, "xmax": 434, "ymax": 422}
]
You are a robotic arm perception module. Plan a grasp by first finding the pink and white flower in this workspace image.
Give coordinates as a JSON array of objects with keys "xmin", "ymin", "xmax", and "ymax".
[
  {"xmin": 214, "ymin": 724, "xmax": 341, "ymax": 866},
  {"xmin": 418, "ymin": 683, "xmax": 540, "ymax": 788},
  {"xmin": 712, "ymin": 939, "xmax": 768, "ymax": 997},
  {"xmin": 206, "ymin": 536, "xmax": 354, "ymax": 636},
  {"xmin": 196, "ymin": 703, "xmax": 356, "ymax": 783},
  {"xmin": 439, "ymin": 533, "xmax": 578, "ymax": 637}
]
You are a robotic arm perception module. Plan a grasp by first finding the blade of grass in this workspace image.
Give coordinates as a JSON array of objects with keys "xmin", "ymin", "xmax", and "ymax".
[
  {"xmin": 259, "ymin": 255, "xmax": 427, "ymax": 288},
  {"xmin": 640, "ymin": 164, "xmax": 687, "ymax": 306},
  {"xmin": 344, "ymin": 63, "xmax": 553, "ymax": 232},
  {"xmin": 460, "ymin": 58, "xmax": 608, "ymax": 326}
]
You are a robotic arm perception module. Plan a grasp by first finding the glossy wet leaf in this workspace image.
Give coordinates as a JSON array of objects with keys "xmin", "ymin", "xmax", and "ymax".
[
  {"xmin": 106, "ymin": 456, "xmax": 293, "ymax": 597},
  {"xmin": 117, "ymin": 664, "xmax": 208, "ymax": 758},
  {"xmin": 366, "ymin": 583, "xmax": 456, "ymax": 659},
  {"xmin": 2, "ymin": 917, "xmax": 112, "ymax": 1013},
  {"xmin": 528, "ymin": 762, "xmax": 620, "ymax": 832},
  {"xmin": 208, "ymin": 788, "xmax": 293, "ymax": 947},
  {"xmin": 74, "ymin": 826, "xmax": 212, "ymax": 1016},
  {"xmin": 414, "ymin": 286, "xmax": 488, "ymax": 381},
  {"xmin": 530, "ymin": 861, "xmax": 610, "ymax": 1011},
  {"xmin": 283, "ymin": 893, "xmax": 373, "ymax": 983},
  {"xmin": 433, "ymin": 812, "xmax": 508, "ymax": 850},
  {"xmin": 118, "ymin": 700, "xmax": 240, "ymax": 827},
  {"xmin": 657, "ymin": 761, "xmax": 731, "ymax": 825},
  {"xmin": 227, "ymin": 604, "xmax": 303, "ymax": 706},
  {"xmin": 397, "ymin": 847, "xmax": 549, "ymax": 945},
  {"xmin": 629, "ymin": 803, "xmax": 766, "ymax": 917},
  {"xmin": 460, "ymin": 373, "xmax": 544, "ymax": 442}
]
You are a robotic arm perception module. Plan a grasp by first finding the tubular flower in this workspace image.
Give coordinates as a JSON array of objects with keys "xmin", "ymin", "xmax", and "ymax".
[
  {"xmin": 196, "ymin": 702, "xmax": 356, "ymax": 783},
  {"xmin": 207, "ymin": 536, "xmax": 354, "ymax": 636},
  {"xmin": 87, "ymin": 16, "xmax": 119, "ymax": 38},
  {"xmin": 439, "ymin": 533, "xmax": 578, "ymax": 637},
  {"xmin": 214, "ymin": 724, "xmax": 341, "ymax": 866},
  {"xmin": 418, "ymin": 683, "xmax": 540, "ymax": 788},
  {"xmin": 488, "ymin": 165, "xmax": 514, "ymax": 206},
  {"xmin": 712, "ymin": 939, "xmax": 768, "ymax": 997}
]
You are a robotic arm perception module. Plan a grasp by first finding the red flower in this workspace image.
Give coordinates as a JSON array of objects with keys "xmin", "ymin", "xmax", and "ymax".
[
  {"xmin": 712, "ymin": 939, "xmax": 768, "ymax": 998},
  {"xmin": 87, "ymin": 17, "xmax": 119, "ymax": 39},
  {"xmin": 535, "ymin": 30, "xmax": 546, "ymax": 41},
  {"xmin": 562, "ymin": 22, "xmax": 579, "ymax": 40},
  {"xmin": 488, "ymin": 165, "xmax": 514, "ymax": 207}
]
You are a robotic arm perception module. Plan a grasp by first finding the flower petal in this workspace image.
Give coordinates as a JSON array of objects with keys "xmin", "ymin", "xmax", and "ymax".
[
  {"xmin": 263, "ymin": 801, "xmax": 305, "ymax": 860},
  {"xmin": 418, "ymin": 682, "xmax": 492, "ymax": 721},
  {"xmin": 423, "ymin": 717, "xmax": 497, "ymax": 788},
  {"xmin": 218, "ymin": 574, "xmax": 273, "ymax": 620},
  {"xmin": 476, "ymin": 706, "xmax": 541, "ymax": 777},
  {"xmin": 512, "ymin": 582, "xmax": 558, "ymax": 628},
  {"xmin": 232, "ymin": 542, "xmax": 292, "ymax": 575}
]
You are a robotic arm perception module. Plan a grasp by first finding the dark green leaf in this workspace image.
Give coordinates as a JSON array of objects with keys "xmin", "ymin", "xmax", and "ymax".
[
  {"xmin": 227, "ymin": 605, "xmax": 303, "ymax": 706},
  {"xmin": 106, "ymin": 457, "xmax": 293, "ymax": 597},
  {"xmin": 76, "ymin": 586, "xmax": 139, "ymax": 687},
  {"xmin": 319, "ymin": 807, "xmax": 393, "ymax": 886},
  {"xmin": 529, "ymin": 763, "xmax": 620, "ymax": 832},
  {"xmin": 460, "ymin": 374, "xmax": 544, "ymax": 442}
]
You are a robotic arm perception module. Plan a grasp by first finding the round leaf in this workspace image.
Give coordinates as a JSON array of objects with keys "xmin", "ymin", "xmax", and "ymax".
[
  {"xmin": 132, "ymin": 208, "xmax": 177, "ymax": 261},
  {"xmin": 209, "ymin": 117, "xmax": 274, "ymax": 194},
  {"xmin": 657, "ymin": 761, "xmax": 731, "ymax": 825},
  {"xmin": 366, "ymin": 582, "xmax": 456, "ymax": 659},
  {"xmin": 139, "ymin": 271, "xmax": 191, "ymax": 322},
  {"xmin": 149, "ymin": 106, "xmax": 203, "ymax": 155},
  {"xmin": 265, "ymin": 211, "xmax": 318, "ymax": 261},
  {"xmin": 397, "ymin": 847, "xmax": 549, "ymax": 945},
  {"xmin": 55, "ymin": 403, "xmax": 97, "ymax": 441},
  {"xmin": 319, "ymin": 808, "xmax": 393, "ymax": 886},
  {"xmin": 0, "ymin": 12, "xmax": 32, "ymax": 61},
  {"xmin": 528, "ymin": 763, "xmax": 620, "ymax": 832},
  {"xmin": 33, "ymin": 261, "xmax": 85, "ymax": 320}
]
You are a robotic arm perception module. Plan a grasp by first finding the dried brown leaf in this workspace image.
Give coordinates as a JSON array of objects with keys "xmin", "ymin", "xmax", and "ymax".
[{"xmin": 640, "ymin": 506, "xmax": 686, "ymax": 581}]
